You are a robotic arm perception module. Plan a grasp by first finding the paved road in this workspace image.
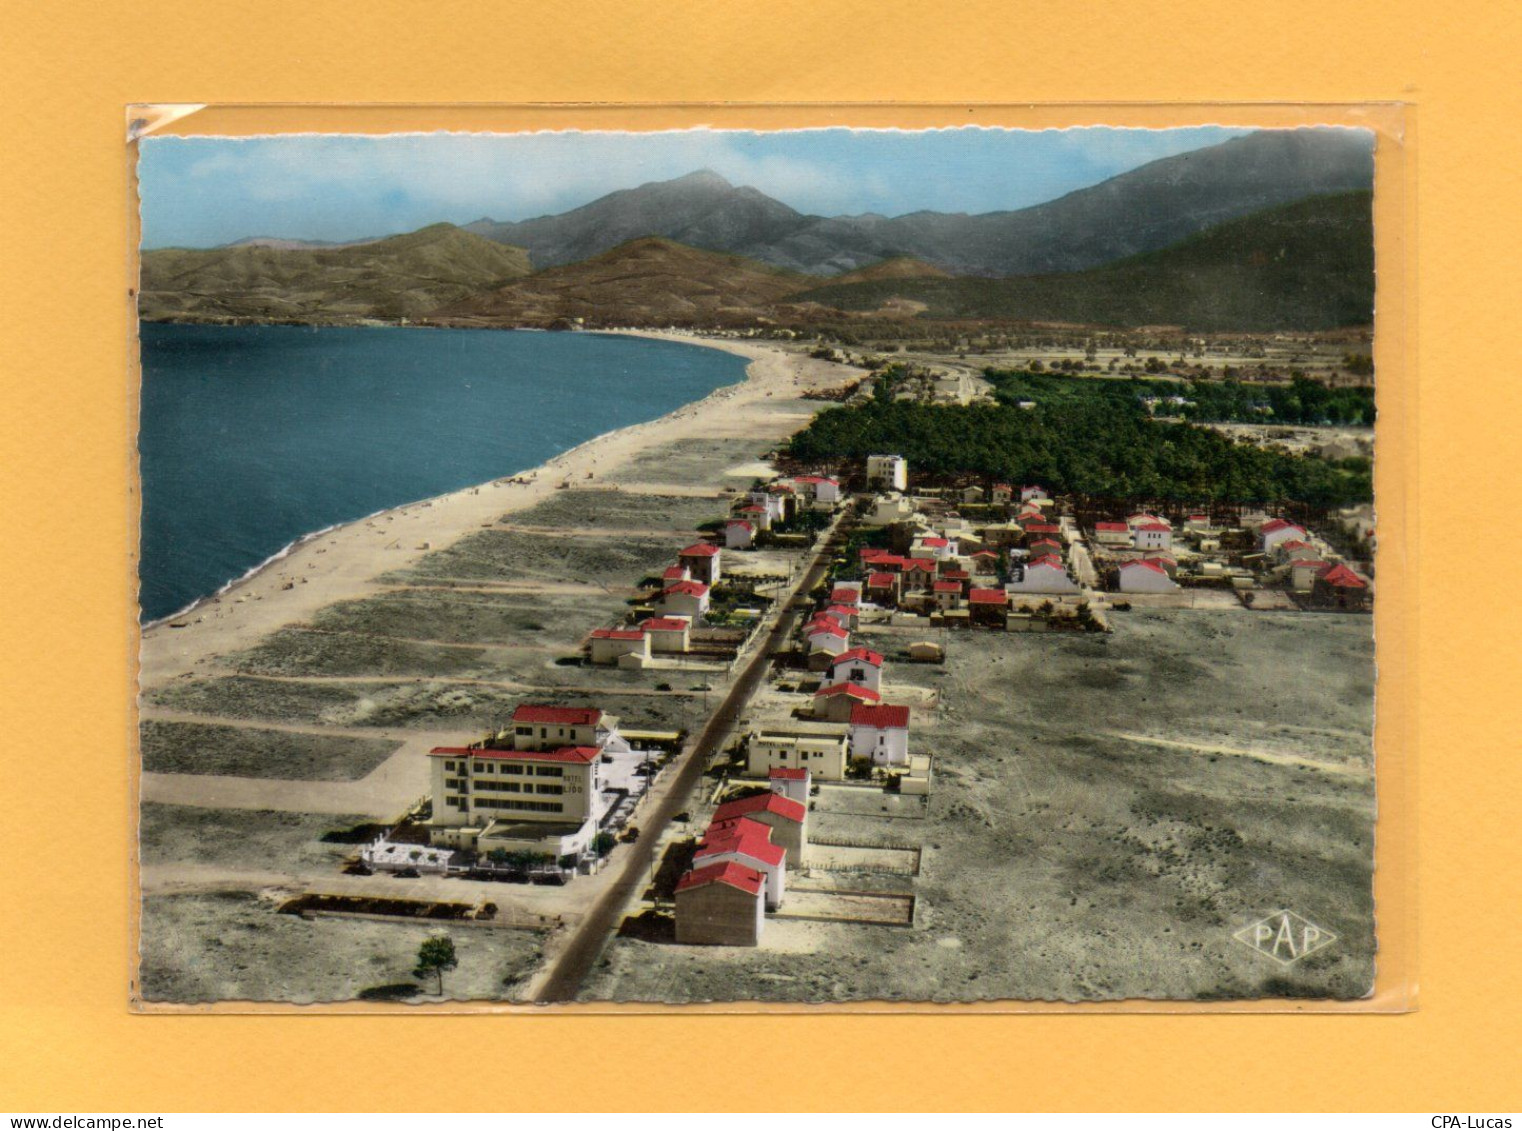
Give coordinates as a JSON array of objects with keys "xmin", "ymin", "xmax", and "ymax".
[{"xmin": 531, "ymin": 511, "xmax": 850, "ymax": 1003}]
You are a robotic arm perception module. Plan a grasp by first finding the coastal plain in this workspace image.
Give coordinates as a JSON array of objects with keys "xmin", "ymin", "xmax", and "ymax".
[{"xmin": 135, "ymin": 335, "xmax": 1374, "ymax": 1007}]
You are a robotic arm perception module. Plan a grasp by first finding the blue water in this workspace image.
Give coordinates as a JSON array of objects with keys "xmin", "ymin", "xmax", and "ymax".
[{"xmin": 137, "ymin": 324, "xmax": 748, "ymax": 623}]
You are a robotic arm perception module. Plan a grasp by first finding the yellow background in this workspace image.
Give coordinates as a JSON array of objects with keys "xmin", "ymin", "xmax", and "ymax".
[{"xmin": 0, "ymin": 0, "xmax": 1516, "ymax": 1111}]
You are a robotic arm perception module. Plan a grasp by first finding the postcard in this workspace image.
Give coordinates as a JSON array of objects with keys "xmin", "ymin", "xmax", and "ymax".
[{"xmin": 134, "ymin": 123, "xmax": 1379, "ymax": 1007}]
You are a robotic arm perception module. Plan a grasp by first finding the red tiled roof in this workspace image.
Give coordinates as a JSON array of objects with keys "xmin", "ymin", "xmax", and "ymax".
[
  {"xmin": 430, "ymin": 744, "xmax": 600, "ymax": 765},
  {"xmin": 1095, "ymin": 522, "xmax": 1130, "ymax": 533},
  {"xmin": 739, "ymin": 504, "xmax": 767, "ymax": 513},
  {"xmin": 933, "ymin": 580, "xmax": 962, "ymax": 593},
  {"xmin": 675, "ymin": 861, "xmax": 765, "ymax": 896},
  {"xmin": 510, "ymin": 705, "xmax": 601, "ymax": 726},
  {"xmin": 1136, "ymin": 523, "xmax": 1171, "ymax": 533},
  {"xmin": 993, "ymin": 483, "xmax": 1013, "ymax": 491},
  {"xmin": 696, "ymin": 819, "xmax": 787, "ymax": 868},
  {"xmin": 826, "ymin": 604, "xmax": 858, "ymax": 619},
  {"xmin": 680, "ymin": 542, "xmax": 720, "ymax": 557},
  {"xmin": 712, "ymin": 791, "xmax": 807, "ymax": 825},
  {"xmin": 1026, "ymin": 523, "xmax": 1060, "ymax": 534},
  {"xmin": 796, "ymin": 475, "xmax": 839, "ymax": 486},
  {"xmin": 1279, "ymin": 539, "xmax": 1311, "ymax": 551},
  {"xmin": 850, "ymin": 703, "xmax": 911, "ymax": 729},
  {"xmin": 1261, "ymin": 519, "xmax": 1303, "ymax": 535},
  {"xmin": 661, "ymin": 565, "xmax": 689, "ymax": 579},
  {"xmin": 921, "ymin": 536, "xmax": 949, "ymax": 548},
  {"xmin": 866, "ymin": 571, "xmax": 896, "ymax": 587},
  {"xmin": 1028, "ymin": 539, "xmax": 1061, "ymax": 551},
  {"xmin": 814, "ymin": 681, "xmax": 882, "ymax": 703},
  {"xmin": 805, "ymin": 620, "xmax": 849, "ymax": 639},
  {"xmin": 972, "ymin": 550, "xmax": 999, "ymax": 558},
  {"xmin": 829, "ymin": 588, "xmax": 861, "ymax": 604},
  {"xmin": 1317, "ymin": 563, "xmax": 1368, "ymax": 588},
  {"xmin": 968, "ymin": 588, "xmax": 1007, "ymax": 605},
  {"xmin": 1027, "ymin": 555, "xmax": 1065, "ymax": 570},
  {"xmin": 942, "ymin": 569, "xmax": 971, "ymax": 580},
  {"xmin": 769, "ymin": 767, "xmax": 809, "ymax": 780},
  {"xmin": 860, "ymin": 547, "xmax": 896, "ymax": 561},
  {"xmin": 903, "ymin": 558, "xmax": 937, "ymax": 573},
  {"xmin": 591, "ymin": 628, "xmax": 645, "ymax": 641},
  {"xmin": 1121, "ymin": 559, "xmax": 1167, "ymax": 574},
  {"xmin": 642, "ymin": 617, "xmax": 690, "ymax": 632},
  {"xmin": 831, "ymin": 647, "xmax": 884, "ymax": 667},
  {"xmin": 1292, "ymin": 559, "xmax": 1330, "ymax": 571},
  {"xmin": 726, "ymin": 519, "xmax": 754, "ymax": 531},
  {"xmin": 662, "ymin": 580, "xmax": 710, "ymax": 598}
]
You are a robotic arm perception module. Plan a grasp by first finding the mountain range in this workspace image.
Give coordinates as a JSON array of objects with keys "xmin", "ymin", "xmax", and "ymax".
[
  {"xmin": 138, "ymin": 128, "xmax": 1376, "ymax": 331},
  {"xmin": 461, "ymin": 128, "xmax": 1373, "ymax": 277}
]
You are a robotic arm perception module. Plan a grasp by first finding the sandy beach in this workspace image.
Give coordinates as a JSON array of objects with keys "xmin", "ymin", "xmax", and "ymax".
[{"xmin": 136, "ymin": 332, "xmax": 859, "ymax": 691}]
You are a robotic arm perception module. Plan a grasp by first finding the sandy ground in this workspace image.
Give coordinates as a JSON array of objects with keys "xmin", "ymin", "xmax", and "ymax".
[{"xmin": 138, "ymin": 333, "xmax": 855, "ymax": 689}]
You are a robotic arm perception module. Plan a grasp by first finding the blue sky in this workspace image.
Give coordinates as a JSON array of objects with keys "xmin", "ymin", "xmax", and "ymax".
[{"xmin": 139, "ymin": 126, "xmax": 1250, "ymax": 249}]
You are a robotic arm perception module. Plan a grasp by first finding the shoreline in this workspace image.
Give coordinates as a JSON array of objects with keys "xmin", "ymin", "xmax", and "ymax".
[{"xmin": 138, "ymin": 331, "xmax": 860, "ymax": 688}]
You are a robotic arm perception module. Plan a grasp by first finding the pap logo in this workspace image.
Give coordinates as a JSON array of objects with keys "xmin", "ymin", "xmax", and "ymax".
[{"xmin": 1233, "ymin": 910, "xmax": 1336, "ymax": 965}]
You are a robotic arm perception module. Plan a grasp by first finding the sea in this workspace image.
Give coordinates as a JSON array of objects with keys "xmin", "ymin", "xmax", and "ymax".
[{"xmin": 137, "ymin": 323, "xmax": 749, "ymax": 623}]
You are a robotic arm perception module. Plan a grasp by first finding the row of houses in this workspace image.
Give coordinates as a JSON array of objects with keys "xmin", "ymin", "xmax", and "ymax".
[
  {"xmin": 587, "ymin": 532, "xmax": 726, "ymax": 666},
  {"xmin": 673, "ymin": 768, "xmax": 813, "ymax": 946}
]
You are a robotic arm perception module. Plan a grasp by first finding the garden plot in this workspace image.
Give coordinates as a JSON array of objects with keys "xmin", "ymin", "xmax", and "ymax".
[
  {"xmin": 140, "ymin": 720, "xmax": 402, "ymax": 781},
  {"xmin": 138, "ymin": 890, "xmax": 544, "ymax": 1005}
]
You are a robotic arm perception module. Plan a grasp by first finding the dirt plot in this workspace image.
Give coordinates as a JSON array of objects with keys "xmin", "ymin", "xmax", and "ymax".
[
  {"xmin": 310, "ymin": 587, "xmax": 628, "ymax": 646},
  {"xmin": 140, "ymin": 720, "xmax": 401, "ymax": 781},
  {"xmin": 582, "ymin": 608, "xmax": 1375, "ymax": 1004},
  {"xmin": 813, "ymin": 786, "xmax": 929, "ymax": 822},
  {"xmin": 506, "ymin": 489, "xmax": 725, "ymax": 532},
  {"xmin": 805, "ymin": 843, "xmax": 921, "ymax": 874},
  {"xmin": 138, "ymin": 890, "xmax": 544, "ymax": 1005},
  {"xmin": 607, "ymin": 436, "xmax": 778, "ymax": 484},
  {"xmin": 776, "ymin": 889, "xmax": 914, "ymax": 926},
  {"xmin": 139, "ymin": 803, "xmax": 370, "ymax": 873},
  {"xmin": 387, "ymin": 528, "xmax": 677, "ymax": 587}
]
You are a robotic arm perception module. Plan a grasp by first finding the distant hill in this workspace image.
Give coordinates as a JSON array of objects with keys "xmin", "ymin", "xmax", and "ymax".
[
  {"xmin": 441, "ymin": 236, "xmax": 816, "ymax": 327},
  {"xmin": 787, "ymin": 191, "xmax": 1375, "ymax": 332},
  {"xmin": 464, "ymin": 129, "xmax": 1373, "ymax": 276},
  {"xmin": 139, "ymin": 224, "xmax": 533, "ymax": 322},
  {"xmin": 464, "ymin": 170, "xmax": 810, "ymax": 272},
  {"xmin": 824, "ymin": 257, "xmax": 951, "ymax": 285}
]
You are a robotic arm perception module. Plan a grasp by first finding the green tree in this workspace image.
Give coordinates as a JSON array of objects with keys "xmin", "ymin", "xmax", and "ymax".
[{"xmin": 414, "ymin": 935, "xmax": 458, "ymax": 996}]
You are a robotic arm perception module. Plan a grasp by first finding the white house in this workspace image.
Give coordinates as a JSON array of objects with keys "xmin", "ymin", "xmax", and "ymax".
[
  {"xmin": 866, "ymin": 454, "xmax": 908, "ymax": 491},
  {"xmin": 768, "ymin": 766, "xmax": 811, "ymax": 806},
  {"xmin": 1020, "ymin": 485, "xmax": 1049, "ymax": 503},
  {"xmin": 804, "ymin": 618, "xmax": 850, "ymax": 664},
  {"xmin": 848, "ymin": 702, "xmax": 911, "ymax": 766},
  {"xmin": 1132, "ymin": 522, "xmax": 1173, "ymax": 551},
  {"xmin": 1259, "ymin": 518, "xmax": 1308, "ymax": 553},
  {"xmin": 693, "ymin": 817, "xmax": 787, "ymax": 910},
  {"xmin": 812, "ymin": 681, "xmax": 882, "ymax": 722},
  {"xmin": 678, "ymin": 542, "xmax": 722, "ymax": 585},
  {"xmin": 865, "ymin": 493, "xmax": 915, "ymax": 526},
  {"xmin": 724, "ymin": 519, "xmax": 755, "ymax": 549},
  {"xmin": 1290, "ymin": 558, "xmax": 1332, "ymax": 590},
  {"xmin": 826, "ymin": 646, "xmax": 885, "ymax": 693},
  {"xmin": 659, "ymin": 580, "xmax": 710, "ymax": 619},
  {"xmin": 588, "ymin": 626, "xmax": 650, "ymax": 666},
  {"xmin": 1117, "ymin": 558, "xmax": 1179, "ymax": 592},
  {"xmin": 737, "ymin": 502, "xmax": 772, "ymax": 531},
  {"xmin": 911, "ymin": 534, "xmax": 957, "ymax": 561},
  {"xmin": 796, "ymin": 475, "xmax": 842, "ymax": 506},
  {"xmin": 1006, "ymin": 556, "xmax": 1080, "ymax": 594},
  {"xmin": 642, "ymin": 616, "xmax": 691, "ymax": 654}
]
